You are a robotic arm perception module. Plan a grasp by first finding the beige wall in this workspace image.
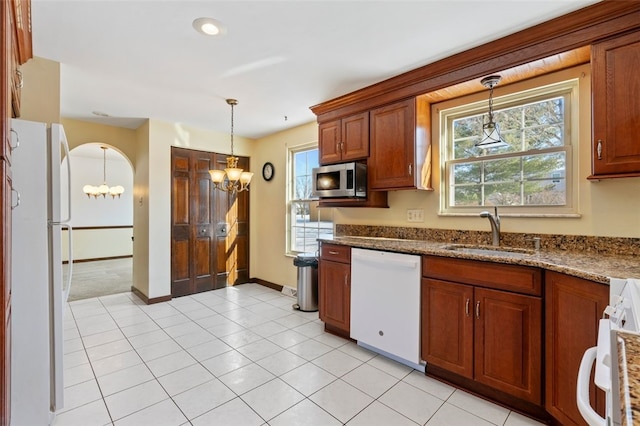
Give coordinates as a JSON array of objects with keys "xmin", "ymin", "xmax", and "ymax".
[
  {"xmin": 251, "ymin": 122, "xmax": 319, "ymax": 289},
  {"xmin": 61, "ymin": 228, "xmax": 133, "ymax": 261},
  {"xmin": 61, "ymin": 118, "xmax": 138, "ymax": 167},
  {"xmin": 133, "ymin": 122, "xmax": 150, "ymax": 297},
  {"xmin": 19, "ymin": 57, "xmax": 60, "ymax": 123}
]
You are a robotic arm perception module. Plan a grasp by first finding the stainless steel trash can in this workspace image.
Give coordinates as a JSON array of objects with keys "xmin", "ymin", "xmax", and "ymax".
[{"xmin": 293, "ymin": 253, "xmax": 318, "ymax": 312}]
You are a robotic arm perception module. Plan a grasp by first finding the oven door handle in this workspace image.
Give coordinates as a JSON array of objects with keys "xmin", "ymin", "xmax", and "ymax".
[{"xmin": 577, "ymin": 346, "xmax": 607, "ymax": 426}]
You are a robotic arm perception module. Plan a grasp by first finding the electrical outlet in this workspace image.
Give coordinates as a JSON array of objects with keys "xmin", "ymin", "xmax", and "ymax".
[{"xmin": 407, "ymin": 209, "xmax": 424, "ymax": 223}]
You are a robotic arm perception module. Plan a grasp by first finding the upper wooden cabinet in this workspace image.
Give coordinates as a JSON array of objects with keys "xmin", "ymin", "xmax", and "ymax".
[
  {"xmin": 369, "ymin": 97, "xmax": 431, "ymax": 191},
  {"xmin": 589, "ymin": 30, "xmax": 640, "ymax": 180},
  {"xmin": 318, "ymin": 112, "xmax": 369, "ymax": 165}
]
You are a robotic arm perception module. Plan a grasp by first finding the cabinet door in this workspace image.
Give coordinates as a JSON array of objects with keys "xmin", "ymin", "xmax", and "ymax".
[
  {"xmin": 474, "ymin": 287, "xmax": 542, "ymax": 404},
  {"xmin": 318, "ymin": 120, "xmax": 342, "ymax": 165},
  {"xmin": 421, "ymin": 278, "xmax": 473, "ymax": 378},
  {"xmin": 370, "ymin": 98, "xmax": 416, "ymax": 190},
  {"xmin": 318, "ymin": 259, "xmax": 350, "ymax": 333},
  {"xmin": 341, "ymin": 112, "xmax": 369, "ymax": 161},
  {"xmin": 545, "ymin": 271, "xmax": 608, "ymax": 425},
  {"xmin": 591, "ymin": 30, "xmax": 640, "ymax": 178}
]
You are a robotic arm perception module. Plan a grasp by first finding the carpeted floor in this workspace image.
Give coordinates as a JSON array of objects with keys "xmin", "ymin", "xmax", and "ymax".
[{"xmin": 65, "ymin": 258, "xmax": 132, "ymax": 302}]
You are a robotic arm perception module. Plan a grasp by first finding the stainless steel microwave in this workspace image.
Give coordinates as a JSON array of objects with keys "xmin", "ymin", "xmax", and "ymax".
[{"xmin": 312, "ymin": 162, "xmax": 367, "ymax": 198}]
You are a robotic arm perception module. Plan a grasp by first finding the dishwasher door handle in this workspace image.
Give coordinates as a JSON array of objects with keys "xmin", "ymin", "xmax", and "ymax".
[{"xmin": 351, "ymin": 251, "xmax": 419, "ymax": 269}]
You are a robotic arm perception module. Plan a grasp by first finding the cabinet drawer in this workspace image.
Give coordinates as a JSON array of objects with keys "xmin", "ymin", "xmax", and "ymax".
[
  {"xmin": 320, "ymin": 243, "xmax": 351, "ymax": 264},
  {"xmin": 422, "ymin": 255, "xmax": 542, "ymax": 296}
]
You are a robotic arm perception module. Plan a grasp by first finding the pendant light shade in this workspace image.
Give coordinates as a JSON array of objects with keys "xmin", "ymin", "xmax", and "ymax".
[{"xmin": 475, "ymin": 75, "xmax": 509, "ymax": 150}]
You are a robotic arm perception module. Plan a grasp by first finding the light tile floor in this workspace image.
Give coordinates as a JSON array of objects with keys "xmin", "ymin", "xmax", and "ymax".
[{"xmin": 54, "ymin": 283, "xmax": 546, "ymax": 426}]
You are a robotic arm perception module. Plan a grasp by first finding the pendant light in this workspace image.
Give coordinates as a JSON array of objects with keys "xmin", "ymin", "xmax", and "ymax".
[
  {"xmin": 209, "ymin": 99, "xmax": 253, "ymax": 193},
  {"xmin": 82, "ymin": 146, "xmax": 125, "ymax": 198},
  {"xmin": 475, "ymin": 75, "xmax": 509, "ymax": 150}
]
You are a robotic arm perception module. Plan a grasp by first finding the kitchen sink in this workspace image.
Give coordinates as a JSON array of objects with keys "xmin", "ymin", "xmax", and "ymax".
[{"xmin": 443, "ymin": 244, "xmax": 535, "ymax": 257}]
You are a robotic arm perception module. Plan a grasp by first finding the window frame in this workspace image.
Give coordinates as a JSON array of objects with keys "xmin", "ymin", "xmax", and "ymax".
[
  {"xmin": 439, "ymin": 78, "xmax": 581, "ymax": 217},
  {"xmin": 285, "ymin": 143, "xmax": 333, "ymax": 256}
]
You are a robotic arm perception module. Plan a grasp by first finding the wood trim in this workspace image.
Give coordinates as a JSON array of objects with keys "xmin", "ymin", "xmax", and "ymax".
[
  {"xmin": 130, "ymin": 286, "xmax": 171, "ymax": 305},
  {"xmin": 310, "ymin": 1, "xmax": 640, "ymax": 121},
  {"xmin": 249, "ymin": 278, "xmax": 283, "ymax": 292},
  {"xmin": 66, "ymin": 225, "xmax": 133, "ymax": 230},
  {"xmin": 62, "ymin": 254, "xmax": 132, "ymax": 264}
]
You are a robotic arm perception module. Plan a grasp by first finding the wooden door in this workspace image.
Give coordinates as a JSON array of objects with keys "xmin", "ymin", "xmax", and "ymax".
[
  {"xmin": 474, "ymin": 287, "xmax": 542, "ymax": 404},
  {"xmin": 318, "ymin": 119, "xmax": 341, "ymax": 164},
  {"xmin": 421, "ymin": 278, "xmax": 473, "ymax": 378},
  {"xmin": 318, "ymin": 260, "xmax": 350, "ymax": 333},
  {"xmin": 214, "ymin": 154, "xmax": 249, "ymax": 288},
  {"xmin": 341, "ymin": 112, "xmax": 369, "ymax": 161},
  {"xmin": 545, "ymin": 271, "xmax": 608, "ymax": 425},
  {"xmin": 171, "ymin": 147, "xmax": 216, "ymax": 296},
  {"xmin": 369, "ymin": 98, "xmax": 416, "ymax": 190},
  {"xmin": 591, "ymin": 30, "xmax": 640, "ymax": 178}
]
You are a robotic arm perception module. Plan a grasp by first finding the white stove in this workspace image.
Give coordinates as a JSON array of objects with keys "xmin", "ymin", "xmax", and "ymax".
[{"xmin": 577, "ymin": 278, "xmax": 640, "ymax": 426}]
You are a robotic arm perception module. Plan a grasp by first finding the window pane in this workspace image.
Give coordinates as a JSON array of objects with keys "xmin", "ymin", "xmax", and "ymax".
[
  {"xmin": 290, "ymin": 200, "xmax": 332, "ymax": 253},
  {"xmin": 484, "ymin": 182, "xmax": 521, "ymax": 206},
  {"xmin": 293, "ymin": 149, "xmax": 318, "ymax": 200},
  {"xmin": 484, "ymin": 157, "xmax": 520, "ymax": 183},
  {"xmin": 451, "ymin": 185, "xmax": 482, "ymax": 206},
  {"xmin": 524, "ymin": 179, "xmax": 566, "ymax": 205},
  {"xmin": 452, "ymin": 116, "xmax": 483, "ymax": 159},
  {"xmin": 523, "ymin": 152, "xmax": 566, "ymax": 180},
  {"xmin": 452, "ymin": 162, "xmax": 481, "ymax": 184}
]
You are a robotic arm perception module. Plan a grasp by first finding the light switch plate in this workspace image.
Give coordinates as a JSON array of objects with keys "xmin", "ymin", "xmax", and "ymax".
[{"xmin": 407, "ymin": 209, "xmax": 424, "ymax": 222}]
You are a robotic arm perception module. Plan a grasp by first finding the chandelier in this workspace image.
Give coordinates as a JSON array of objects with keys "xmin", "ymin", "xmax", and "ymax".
[
  {"xmin": 82, "ymin": 146, "xmax": 125, "ymax": 198},
  {"xmin": 475, "ymin": 75, "xmax": 508, "ymax": 150},
  {"xmin": 209, "ymin": 99, "xmax": 253, "ymax": 192}
]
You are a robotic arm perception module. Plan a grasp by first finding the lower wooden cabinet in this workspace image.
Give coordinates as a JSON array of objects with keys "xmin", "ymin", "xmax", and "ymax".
[
  {"xmin": 545, "ymin": 271, "xmax": 608, "ymax": 425},
  {"xmin": 422, "ymin": 277, "xmax": 542, "ymax": 404},
  {"xmin": 318, "ymin": 243, "xmax": 350, "ymax": 336}
]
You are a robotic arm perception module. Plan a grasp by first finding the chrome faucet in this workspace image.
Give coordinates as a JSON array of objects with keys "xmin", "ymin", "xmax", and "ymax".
[{"xmin": 480, "ymin": 207, "xmax": 500, "ymax": 246}]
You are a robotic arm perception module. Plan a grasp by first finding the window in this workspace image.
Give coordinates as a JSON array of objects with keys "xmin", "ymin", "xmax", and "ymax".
[
  {"xmin": 287, "ymin": 145, "xmax": 333, "ymax": 254},
  {"xmin": 440, "ymin": 79, "xmax": 578, "ymax": 216}
]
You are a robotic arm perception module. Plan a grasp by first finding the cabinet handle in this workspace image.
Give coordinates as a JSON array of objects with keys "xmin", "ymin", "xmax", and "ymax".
[
  {"xmin": 340, "ymin": 142, "xmax": 344, "ymax": 153},
  {"xmin": 596, "ymin": 140, "xmax": 602, "ymax": 160},
  {"xmin": 475, "ymin": 301, "xmax": 480, "ymax": 320},
  {"xmin": 336, "ymin": 142, "xmax": 340, "ymax": 154},
  {"xmin": 408, "ymin": 164, "xmax": 412, "ymax": 176},
  {"xmin": 465, "ymin": 298, "xmax": 470, "ymax": 317},
  {"xmin": 11, "ymin": 189, "xmax": 20, "ymax": 210},
  {"xmin": 16, "ymin": 70, "xmax": 23, "ymax": 89},
  {"xmin": 329, "ymin": 250, "xmax": 339, "ymax": 255},
  {"xmin": 9, "ymin": 128, "xmax": 19, "ymax": 151},
  {"xmin": 344, "ymin": 274, "xmax": 348, "ymax": 287}
]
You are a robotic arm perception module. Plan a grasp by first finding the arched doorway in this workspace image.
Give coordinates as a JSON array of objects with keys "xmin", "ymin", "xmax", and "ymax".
[{"xmin": 62, "ymin": 143, "xmax": 134, "ymax": 301}]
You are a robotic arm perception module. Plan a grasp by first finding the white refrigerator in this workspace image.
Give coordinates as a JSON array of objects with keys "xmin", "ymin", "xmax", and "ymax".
[{"xmin": 10, "ymin": 118, "xmax": 72, "ymax": 425}]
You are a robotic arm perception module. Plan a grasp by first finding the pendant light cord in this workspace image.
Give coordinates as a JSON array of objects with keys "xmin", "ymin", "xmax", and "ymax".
[
  {"xmin": 230, "ymin": 102, "xmax": 235, "ymax": 157},
  {"xmin": 103, "ymin": 147, "xmax": 107, "ymax": 184}
]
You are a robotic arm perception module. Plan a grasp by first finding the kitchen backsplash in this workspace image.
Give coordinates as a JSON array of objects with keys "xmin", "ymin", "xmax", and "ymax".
[{"xmin": 335, "ymin": 224, "xmax": 640, "ymax": 257}]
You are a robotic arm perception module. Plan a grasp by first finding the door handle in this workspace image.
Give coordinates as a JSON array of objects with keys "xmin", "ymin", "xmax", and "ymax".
[
  {"xmin": 475, "ymin": 301, "xmax": 480, "ymax": 320},
  {"xmin": 465, "ymin": 298, "xmax": 470, "ymax": 317},
  {"xmin": 11, "ymin": 189, "xmax": 20, "ymax": 209},
  {"xmin": 9, "ymin": 128, "xmax": 19, "ymax": 151}
]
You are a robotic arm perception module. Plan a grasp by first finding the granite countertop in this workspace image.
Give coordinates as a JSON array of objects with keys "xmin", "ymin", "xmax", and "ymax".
[
  {"xmin": 319, "ymin": 236, "xmax": 640, "ymax": 284},
  {"xmin": 617, "ymin": 330, "xmax": 640, "ymax": 425}
]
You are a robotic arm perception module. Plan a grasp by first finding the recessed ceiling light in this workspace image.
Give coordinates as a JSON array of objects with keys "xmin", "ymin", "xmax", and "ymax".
[{"xmin": 192, "ymin": 17, "xmax": 226, "ymax": 36}]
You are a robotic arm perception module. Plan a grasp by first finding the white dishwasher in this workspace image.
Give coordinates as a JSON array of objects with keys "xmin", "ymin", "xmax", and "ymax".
[{"xmin": 350, "ymin": 248, "xmax": 423, "ymax": 370}]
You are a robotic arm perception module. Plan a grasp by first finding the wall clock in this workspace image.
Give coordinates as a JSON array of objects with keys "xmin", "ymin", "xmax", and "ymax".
[{"xmin": 262, "ymin": 162, "xmax": 274, "ymax": 181}]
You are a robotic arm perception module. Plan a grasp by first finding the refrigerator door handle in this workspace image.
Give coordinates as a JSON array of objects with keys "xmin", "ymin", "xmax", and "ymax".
[
  {"xmin": 59, "ymin": 126, "xmax": 72, "ymax": 224},
  {"xmin": 60, "ymin": 224, "xmax": 73, "ymax": 303}
]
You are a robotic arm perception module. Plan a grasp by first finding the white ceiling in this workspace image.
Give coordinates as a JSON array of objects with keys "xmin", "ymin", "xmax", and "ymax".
[{"xmin": 31, "ymin": 0, "xmax": 601, "ymax": 140}]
